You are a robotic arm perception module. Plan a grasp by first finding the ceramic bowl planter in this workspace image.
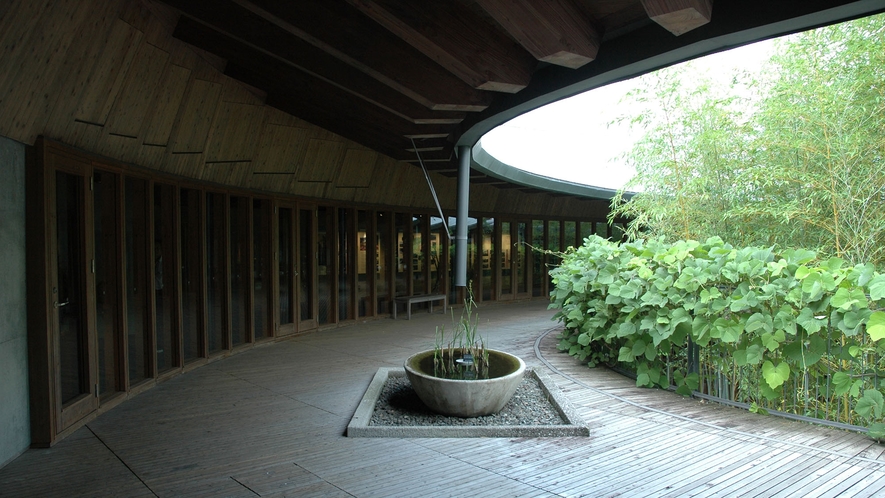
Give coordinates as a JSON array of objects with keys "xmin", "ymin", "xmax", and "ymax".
[{"xmin": 404, "ymin": 349, "xmax": 526, "ymax": 417}]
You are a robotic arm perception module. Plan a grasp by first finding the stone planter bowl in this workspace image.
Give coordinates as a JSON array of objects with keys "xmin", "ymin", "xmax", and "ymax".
[{"xmin": 404, "ymin": 349, "xmax": 526, "ymax": 417}]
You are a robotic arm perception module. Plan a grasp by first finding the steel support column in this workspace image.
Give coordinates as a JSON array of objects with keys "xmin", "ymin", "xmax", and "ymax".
[{"xmin": 455, "ymin": 145, "xmax": 470, "ymax": 287}]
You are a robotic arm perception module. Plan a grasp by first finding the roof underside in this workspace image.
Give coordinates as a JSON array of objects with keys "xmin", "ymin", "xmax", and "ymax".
[{"xmin": 156, "ymin": 0, "xmax": 885, "ymax": 199}]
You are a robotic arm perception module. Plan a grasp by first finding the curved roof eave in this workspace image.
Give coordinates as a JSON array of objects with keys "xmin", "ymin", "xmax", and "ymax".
[
  {"xmin": 460, "ymin": 0, "xmax": 885, "ymax": 199},
  {"xmin": 471, "ymin": 140, "xmax": 627, "ymax": 201}
]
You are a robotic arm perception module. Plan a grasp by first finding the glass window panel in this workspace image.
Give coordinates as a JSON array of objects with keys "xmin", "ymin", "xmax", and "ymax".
[
  {"xmin": 317, "ymin": 206, "xmax": 332, "ymax": 324},
  {"xmin": 299, "ymin": 208, "xmax": 314, "ymax": 322},
  {"xmin": 376, "ymin": 212, "xmax": 390, "ymax": 314},
  {"xmin": 548, "ymin": 220, "xmax": 562, "ymax": 289},
  {"xmin": 445, "ymin": 216, "xmax": 458, "ymax": 303},
  {"xmin": 180, "ymin": 188, "xmax": 203, "ymax": 362},
  {"xmin": 125, "ymin": 177, "xmax": 151, "ymax": 385},
  {"xmin": 564, "ymin": 221, "xmax": 577, "ymax": 249},
  {"xmin": 253, "ymin": 199, "xmax": 271, "ymax": 339},
  {"xmin": 516, "ymin": 221, "xmax": 528, "ymax": 294},
  {"xmin": 501, "ymin": 221, "xmax": 512, "ymax": 296},
  {"xmin": 94, "ymin": 171, "xmax": 120, "ymax": 397},
  {"xmin": 279, "ymin": 207, "xmax": 292, "ymax": 326},
  {"xmin": 154, "ymin": 183, "xmax": 178, "ymax": 373},
  {"xmin": 532, "ymin": 220, "xmax": 544, "ymax": 297},
  {"xmin": 338, "ymin": 208, "xmax": 351, "ymax": 321},
  {"xmin": 412, "ymin": 215, "xmax": 425, "ymax": 296},
  {"xmin": 395, "ymin": 213, "xmax": 408, "ymax": 296},
  {"xmin": 579, "ymin": 221, "xmax": 592, "ymax": 245},
  {"xmin": 594, "ymin": 221, "xmax": 608, "ymax": 238},
  {"xmin": 481, "ymin": 218, "xmax": 494, "ymax": 301},
  {"xmin": 57, "ymin": 170, "xmax": 89, "ymax": 403},
  {"xmin": 229, "ymin": 196, "xmax": 250, "ymax": 346},
  {"xmin": 430, "ymin": 217, "xmax": 445, "ymax": 295},
  {"xmin": 206, "ymin": 192, "xmax": 227, "ymax": 354},
  {"xmin": 466, "ymin": 217, "xmax": 478, "ymax": 298},
  {"xmin": 357, "ymin": 210, "xmax": 370, "ymax": 317}
]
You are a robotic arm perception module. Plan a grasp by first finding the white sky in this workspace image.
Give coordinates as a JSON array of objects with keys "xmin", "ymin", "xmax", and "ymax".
[{"xmin": 480, "ymin": 39, "xmax": 777, "ymax": 190}]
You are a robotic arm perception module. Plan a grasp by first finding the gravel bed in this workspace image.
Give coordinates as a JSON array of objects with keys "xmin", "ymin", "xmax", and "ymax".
[{"xmin": 369, "ymin": 374, "xmax": 567, "ymax": 427}]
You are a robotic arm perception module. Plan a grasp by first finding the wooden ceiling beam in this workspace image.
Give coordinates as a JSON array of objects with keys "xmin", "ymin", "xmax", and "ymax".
[
  {"xmin": 172, "ymin": 17, "xmax": 465, "ymax": 125},
  {"xmin": 640, "ymin": 0, "xmax": 712, "ymax": 36},
  {"xmin": 237, "ymin": 0, "xmax": 493, "ymax": 111},
  {"xmin": 345, "ymin": 0, "xmax": 535, "ymax": 93},
  {"xmin": 475, "ymin": 0, "xmax": 600, "ymax": 69},
  {"xmin": 162, "ymin": 0, "xmax": 491, "ymax": 112}
]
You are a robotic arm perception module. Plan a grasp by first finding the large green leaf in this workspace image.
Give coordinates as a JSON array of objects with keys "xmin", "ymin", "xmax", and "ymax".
[
  {"xmin": 867, "ymin": 311, "xmax": 885, "ymax": 341},
  {"xmin": 713, "ymin": 317, "xmax": 743, "ymax": 343},
  {"xmin": 856, "ymin": 389, "xmax": 885, "ymax": 420},
  {"xmin": 692, "ymin": 315, "xmax": 712, "ymax": 346},
  {"xmin": 745, "ymin": 312, "xmax": 773, "ymax": 334},
  {"xmin": 761, "ymin": 330, "xmax": 786, "ymax": 351},
  {"xmin": 617, "ymin": 321, "xmax": 637, "ymax": 338},
  {"xmin": 796, "ymin": 308, "xmax": 824, "ymax": 334},
  {"xmin": 870, "ymin": 275, "xmax": 885, "ymax": 301},
  {"xmin": 762, "ymin": 360, "xmax": 790, "ymax": 389},
  {"xmin": 631, "ymin": 339, "xmax": 647, "ymax": 359},
  {"xmin": 831, "ymin": 287, "xmax": 868, "ymax": 310},
  {"xmin": 782, "ymin": 335, "xmax": 825, "ymax": 368},
  {"xmin": 832, "ymin": 371, "xmax": 852, "ymax": 396}
]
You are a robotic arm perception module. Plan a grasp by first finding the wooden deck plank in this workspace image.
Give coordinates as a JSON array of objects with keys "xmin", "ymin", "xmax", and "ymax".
[
  {"xmin": 741, "ymin": 455, "xmax": 837, "ymax": 497},
  {"xmin": 818, "ymin": 468, "xmax": 879, "ymax": 498},
  {"xmin": 840, "ymin": 470, "xmax": 885, "ymax": 498},
  {"xmin": 603, "ymin": 440, "xmax": 776, "ymax": 497},
  {"xmin": 728, "ymin": 453, "xmax": 830, "ymax": 498},
  {"xmin": 795, "ymin": 462, "xmax": 866, "ymax": 498},
  {"xmin": 579, "ymin": 436, "xmax": 768, "ymax": 495},
  {"xmin": 4, "ymin": 301, "xmax": 885, "ymax": 497}
]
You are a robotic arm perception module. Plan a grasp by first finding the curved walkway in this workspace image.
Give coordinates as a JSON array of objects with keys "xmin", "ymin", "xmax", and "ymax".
[{"xmin": 2, "ymin": 300, "xmax": 885, "ymax": 497}]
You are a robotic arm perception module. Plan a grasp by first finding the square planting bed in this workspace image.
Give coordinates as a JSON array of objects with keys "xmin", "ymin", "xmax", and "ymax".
[{"xmin": 347, "ymin": 367, "xmax": 589, "ymax": 438}]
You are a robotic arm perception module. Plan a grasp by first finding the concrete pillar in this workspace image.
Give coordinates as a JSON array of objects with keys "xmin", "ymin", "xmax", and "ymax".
[{"xmin": 0, "ymin": 135, "xmax": 29, "ymax": 468}]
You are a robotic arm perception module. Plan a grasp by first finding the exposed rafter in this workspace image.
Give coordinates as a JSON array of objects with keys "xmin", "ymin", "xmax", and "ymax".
[
  {"xmin": 475, "ymin": 0, "xmax": 600, "ymax": 69},
  {"xmin": 640, "ymin": 0, "xmax": 713, "ymax": 36},
  {"xmin": 346, "ymin": 0, "xmax": 535, "ymax": 93}
]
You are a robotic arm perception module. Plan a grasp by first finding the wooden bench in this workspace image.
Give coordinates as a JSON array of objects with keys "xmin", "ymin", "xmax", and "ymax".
[{"xmin": 392, "ymin": 294, "xmax": 447, "ymax": 320}]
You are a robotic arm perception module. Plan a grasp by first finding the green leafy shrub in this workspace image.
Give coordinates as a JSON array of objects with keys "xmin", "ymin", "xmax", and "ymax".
[{"xmin": 550, "ymin": 235, "xmax": 885, "ymax": 438}]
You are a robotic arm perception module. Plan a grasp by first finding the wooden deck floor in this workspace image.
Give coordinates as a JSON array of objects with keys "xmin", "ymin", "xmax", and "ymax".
[{"xmin": 3, "ymin": 300, "xmax": 885, "ymax": 497}]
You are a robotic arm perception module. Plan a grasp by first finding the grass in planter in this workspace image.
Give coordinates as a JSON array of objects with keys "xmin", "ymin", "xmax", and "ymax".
[{"xmin": 432, "ymin": 287, "xmax": 490, "ymax": 380}]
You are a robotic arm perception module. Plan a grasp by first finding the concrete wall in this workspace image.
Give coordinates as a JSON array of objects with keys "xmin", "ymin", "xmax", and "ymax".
[{"xmin": 0, "ymin": 135, "xmax": 29, "ymax": 468}]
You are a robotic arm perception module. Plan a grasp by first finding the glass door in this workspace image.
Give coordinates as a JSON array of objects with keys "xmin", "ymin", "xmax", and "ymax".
[
  {"xmin": 297, "ymin": 206, "xmax": 318, "ymax": 331},
  {"xmin": 179, "ymin": 188, "xmax": 204, "ymax": 362},
  {"xmin": 514, "ymin": 221, "xmax": 529, "ymax": 298},
  {"xmin": 153, "ymin": 183, "xmax": 179, "ymax": 374},
  {"xmin": 53, "ymin": 168, "xmax": 98, "ymax": 430},
  {"xmin": 500, "ymin": 221, "xmax": 512, "ymax": 299},
  {"xmin": 498, "ymin": 220, "xmax": 530, "ymax": 300},
  {"xmin": 277, "ymin": 206, "xmax": 295, "ymax": 335},
  {"xmin": 253, "ymin": 199, "xmax": 271, "ymax": 340},
  {"xmin": 229, "ymin": 196, "xmax": 250, "ymax": 347},
  {"xmin": 93, "ymin": 170, "xmax": 122, "ymax": 400},
  {"xmin": 205, "ymin": 192, "xmax": 228, "ymax": 354}
]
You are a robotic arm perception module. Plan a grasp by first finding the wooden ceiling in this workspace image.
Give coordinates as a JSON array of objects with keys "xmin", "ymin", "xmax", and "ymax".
[{"xmin": 156, "ymin": 0, "xmax": 884, "ymax": 185}]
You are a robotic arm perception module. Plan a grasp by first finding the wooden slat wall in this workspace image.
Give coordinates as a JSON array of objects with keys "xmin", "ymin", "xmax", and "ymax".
[{"xmin": 0, "ymin": 0, "xmax": 610, "ymax": 220}]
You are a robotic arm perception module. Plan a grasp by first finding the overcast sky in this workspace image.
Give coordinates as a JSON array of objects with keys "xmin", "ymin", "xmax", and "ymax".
[{"xmin": 480, "ymin": 39, "xmax": 777, "ymax": 191}]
